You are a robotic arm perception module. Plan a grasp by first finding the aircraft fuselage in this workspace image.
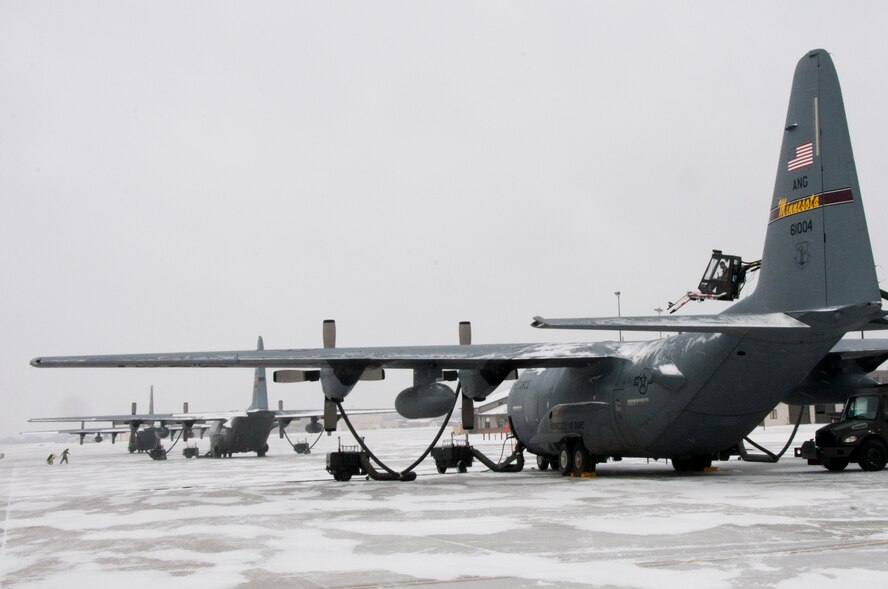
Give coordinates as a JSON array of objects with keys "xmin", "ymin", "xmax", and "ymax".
[
  {"xmin": 208, "ymin": 410, "xmax": 275, "ymax": 457},
  {"xmin": 508, "ymin": 329, "xmax": 842, "ymax": 461}
]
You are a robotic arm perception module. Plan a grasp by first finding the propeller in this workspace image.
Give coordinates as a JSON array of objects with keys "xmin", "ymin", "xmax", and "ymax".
[
  {"xmin": 182, "ymin": 401, "xmax": 191, "ymax": 442},
  {"xmin": 322, "ymin": 320, "xmax": 338, "ymax": 431},
  {"xmin": 459, "ymin": 321, "xmax": 475, "ymax": 430},
  {"xmin": 272, "ymin": 320, "xmax": 385, "ymax": 433},
  {"xmin": 455, "ymin": 321, "xmax": 518, "ymax": 430}
]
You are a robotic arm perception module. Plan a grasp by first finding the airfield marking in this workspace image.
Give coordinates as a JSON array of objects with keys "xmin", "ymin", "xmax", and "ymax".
[
  {"xmin": 639, "ymin": 538, "xmax": 888, "ymax": 568},
  {"xmin": 293, "ymin": 575, "xmax": 512, "ymax": 588}
]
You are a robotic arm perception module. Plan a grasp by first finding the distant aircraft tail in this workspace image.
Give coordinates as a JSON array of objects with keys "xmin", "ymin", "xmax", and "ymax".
[
  {"xmin": 732, "ymin": 49, "xmax": 880, "ymax": 316},
  {"xmin": 248, "ymin": 336, "xmax": 269, "ymax": 411}
]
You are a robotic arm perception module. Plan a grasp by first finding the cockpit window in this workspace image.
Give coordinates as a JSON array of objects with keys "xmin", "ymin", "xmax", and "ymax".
[
  {"xmin": 704, "ymin": 257, "xmax": 732, "ymax": 281},
  {"xmin": 844, "ymin": 395, "xmax": 879, "ymax": 420}
]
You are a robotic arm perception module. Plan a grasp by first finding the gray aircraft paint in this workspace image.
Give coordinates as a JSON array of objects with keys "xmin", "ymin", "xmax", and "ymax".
[
  {"xmin": 249, "ymin": 336, "xmax": 269, "ymax": 411},
  {"xmin": 30, "ymin": 49, "xmax": 888, "ymax": 468}
]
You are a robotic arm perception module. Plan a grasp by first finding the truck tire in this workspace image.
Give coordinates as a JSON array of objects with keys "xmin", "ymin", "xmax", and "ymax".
[
  {"xmin": 858, "ymin": 439, "xmax": 888, "ymax": 472},
  {"xmin": 821, "ymin": 457, "xmax": 849, "ymax": 472}
]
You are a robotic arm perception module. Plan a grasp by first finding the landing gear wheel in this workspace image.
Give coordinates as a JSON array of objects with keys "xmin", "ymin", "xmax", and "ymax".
[
  {"xmin": 858, "ymin": 439, "xmax": 888, "ymax": 471},
  {"xmin": 558, "ymin": 441, "xmax": 574, "ymax": 476},
  {"xmin": 436, "ymin": 463, "xmax": 446, "ymax": 474},
  {"xmin": 257, "ymin": 444, "xmax": 269, "ymax": 458},
  {"xmin": 457, "ymin": 460, "xmax": 468, "ymax": 473},
  {"xmin": 536, "ymin": 455, "xmax": 550, "ymax": 471},
  {"xmin": 572, "ymin": 444, "xmax": 595, "ymax": 474},
  {"xmin": 822, "ymin": 457, "xmax": 849, "ymax": 472},
  {"xmin": 334, "ymin": 472, "xmax": 352, "ymax": 482}
]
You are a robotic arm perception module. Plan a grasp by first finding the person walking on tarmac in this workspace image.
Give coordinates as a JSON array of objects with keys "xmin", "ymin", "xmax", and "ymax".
[{"xmin": 59, "ymin": 448, "xmax": 70, "ymax": 464}]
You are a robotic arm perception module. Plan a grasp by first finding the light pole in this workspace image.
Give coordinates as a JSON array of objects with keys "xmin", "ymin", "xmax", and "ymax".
[
  {"xmin": 614, "ymin": 291, "xmax": 622, "ymax": 342},
  {"xmin": 654, "ymin": 307, "xmax": 663, "ymax": 339}
]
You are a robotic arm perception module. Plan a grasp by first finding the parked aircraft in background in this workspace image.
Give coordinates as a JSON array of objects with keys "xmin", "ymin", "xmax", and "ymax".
[
  {"xmin": 29, "ymin": 338, "xmax": 391, "ymax": 458},
  {"xmin": 32, "ymin": 50, "xmax": 888, "ymax": 474},
  {"xmin": 26, "ymin": 386, "xmax": 185, "ymax": 452}
]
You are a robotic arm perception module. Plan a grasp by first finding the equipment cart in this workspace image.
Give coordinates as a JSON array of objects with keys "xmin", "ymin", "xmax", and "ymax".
[{"xmin": 431, "ymin": 435, "xmax": 474, "ymax": 473}]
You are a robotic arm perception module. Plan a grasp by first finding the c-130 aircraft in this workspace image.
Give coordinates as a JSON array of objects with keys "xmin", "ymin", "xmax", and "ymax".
[
  {"xmin": 28, "ymin": 338, "xmax": 391, "ymax": 458},
  {"xmin": 32, "ymin": 49, "xmax": 888, "ymax": 474}
]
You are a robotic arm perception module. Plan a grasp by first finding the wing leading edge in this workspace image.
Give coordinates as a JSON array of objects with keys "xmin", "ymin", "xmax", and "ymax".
[{"xmin": 31, "ymin": 342, "xmax": 622, "ymax": 370}]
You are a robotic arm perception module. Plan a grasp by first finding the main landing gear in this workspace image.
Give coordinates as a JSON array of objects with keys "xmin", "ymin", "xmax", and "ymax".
[
  {"xmin": 671, "ymin": 456, "xmax": 713, "ymax": 472},
  {"xmin": 545, "ymin": 439, "xmax": 597, "ymax": 477}
]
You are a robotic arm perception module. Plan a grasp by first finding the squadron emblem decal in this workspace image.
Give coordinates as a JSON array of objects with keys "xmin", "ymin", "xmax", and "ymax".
[{"xmin": 795, "ymin": 242, "xmax": 809, "ymax": 267}]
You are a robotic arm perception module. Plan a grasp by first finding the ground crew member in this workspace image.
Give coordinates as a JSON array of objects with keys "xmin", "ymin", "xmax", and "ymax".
[{"xmin": 59, "ymin": 448, "xmax": 70, "ymax": 464}]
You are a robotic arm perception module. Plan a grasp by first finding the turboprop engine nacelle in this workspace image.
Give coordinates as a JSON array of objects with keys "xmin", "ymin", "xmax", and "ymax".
[
  {"xmin": 156, "ymin": 426, "xmax": 170, "ymax": 439},
  {"xmin": 395, "ymin": 383, "xmax": 456, "ymax": 419},
  {"xmin": 305, "ymin": 418, "xmax": 324, "ymax": 434}
]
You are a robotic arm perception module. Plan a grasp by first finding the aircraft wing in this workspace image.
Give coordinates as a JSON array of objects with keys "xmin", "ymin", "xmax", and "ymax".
[
  {"xmin": 273, "ymin": 408, "xmax": 395, "ymax": 422},
  {"xmin": 31, "ymin": 342, "xmax": 620, "ymax": 370},
  {"xmin": 29, "ymin": 413, "xmax": 179, "ymax": 424},
  {"xmin": 22, "ymin": 426, "xmax": 132, "ymax": 436}
]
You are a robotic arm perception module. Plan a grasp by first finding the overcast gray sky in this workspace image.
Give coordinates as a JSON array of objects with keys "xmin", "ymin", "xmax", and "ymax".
[{"xmin": 3, "ymin": 2, "xmax": 888, "ymax": 438}]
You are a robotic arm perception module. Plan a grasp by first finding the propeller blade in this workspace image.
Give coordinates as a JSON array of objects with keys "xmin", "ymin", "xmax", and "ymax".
[
  {"xmin": 360, "ymin": 367, "xmax": 385, "ymax": 381},
  {"xmin": 461, "ymin": 393, "xmax": 474, "ymax": 430},
  {"xmin": 323, "ymin": 398, "xmax": 337, "ymax": 432},
  {"xmin": 459, "ymin": 321, "xmax": 472, "ymax": 346},
  {"xmin": 459, "ymin": 321, "xmax": 475, "ymax": 430},
  {"xmin": 323, "ymin": 319, "xmax": 336, "ymax": 349},
  {"xmin": 274, "ymin": 369, "xmax": 320, "ymax": 383}
]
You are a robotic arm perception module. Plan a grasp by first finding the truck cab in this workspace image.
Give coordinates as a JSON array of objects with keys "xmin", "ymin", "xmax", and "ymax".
[{"xmin": 796, "ymin": 389, "xmax": 888, "ymax": 471}]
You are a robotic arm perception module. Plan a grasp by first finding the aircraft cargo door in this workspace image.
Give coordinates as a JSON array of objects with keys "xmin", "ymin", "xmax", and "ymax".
[{"xmin": 612, "ymin": 363, "xmax": 641, "ymax": 450}]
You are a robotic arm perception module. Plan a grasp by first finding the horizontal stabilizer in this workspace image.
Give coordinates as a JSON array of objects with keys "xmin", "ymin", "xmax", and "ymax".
[
  {"xmin": 824, "ymin": 338, "xmax": 888, "ymax": 360},
  {"xmin": 531, "ymin": 313, "xmax": 810, "ymax": 333}
]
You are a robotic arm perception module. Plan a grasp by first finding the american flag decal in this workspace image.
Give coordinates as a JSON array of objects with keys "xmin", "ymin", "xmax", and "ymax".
[{"xmin": 787, "ymin": 142, "xmax": 814, "ymax": 172}]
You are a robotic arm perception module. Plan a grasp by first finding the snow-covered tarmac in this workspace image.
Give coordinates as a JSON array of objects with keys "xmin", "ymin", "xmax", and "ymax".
[{"xmin": 2, "ymin": 425, "xmax": 887, "ymax": 588}]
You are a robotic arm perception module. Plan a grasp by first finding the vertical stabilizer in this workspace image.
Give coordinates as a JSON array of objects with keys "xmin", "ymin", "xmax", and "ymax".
[
  {"xmin": 249, "ymin": 336, "xmax": 269, "ymax": 411},
  {"xmin": 735, "ymin": 49, "xmax": 879, "ymax": 314}
]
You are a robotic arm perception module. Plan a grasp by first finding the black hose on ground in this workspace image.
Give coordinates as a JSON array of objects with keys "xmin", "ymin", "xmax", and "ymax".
[
  {"xmin": 281, "ymin": 427, "xmax": 324, "ymax": 453},
  {"xmin": 739, "ymin": 406, "xmax": 805, "ymax": 463},
  {"xmin": 335, "ymin": 383, "xmax": 461, "ymax": 480}
]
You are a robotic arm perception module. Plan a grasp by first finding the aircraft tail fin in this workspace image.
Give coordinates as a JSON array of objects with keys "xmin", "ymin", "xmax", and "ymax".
[
  {"xmin": 248, "ymin": 336, "xmax": 269, "ymax": 411},
  {"xmin": 732, "ymin": 49, "xmax": 879, "ymax": 315}
]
